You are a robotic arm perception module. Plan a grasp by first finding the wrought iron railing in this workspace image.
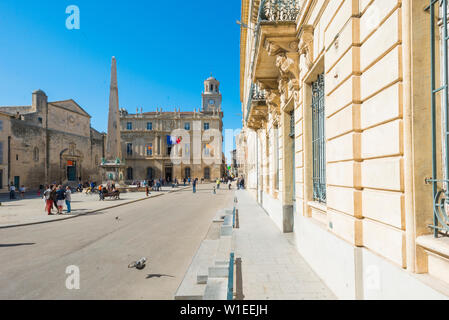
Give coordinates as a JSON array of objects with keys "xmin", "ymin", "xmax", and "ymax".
[
  {"xmin": 261, "ymin": 0, "xmax": 301, "ymax": 22},
  {"xmin": 245, "ymin": 83, "xmax": 267, "ymax": 123},
  {"xmin": 426, "ymin": 0, "xmax": 449, "ymax": 237}
]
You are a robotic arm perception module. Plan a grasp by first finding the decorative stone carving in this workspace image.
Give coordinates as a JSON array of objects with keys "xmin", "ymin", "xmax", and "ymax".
[
  {"xmin": 298, "ymin": 25, "xmax": 314, "ymax": 71},
  {"xmin": 264, "ymin": 40, "xmax": 285, "ymax": 57}
]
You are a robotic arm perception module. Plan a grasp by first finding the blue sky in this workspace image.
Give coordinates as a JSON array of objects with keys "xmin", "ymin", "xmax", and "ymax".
[{"xmin": 0, "ymin": 0, "xmax": 243, "ymax": 133}]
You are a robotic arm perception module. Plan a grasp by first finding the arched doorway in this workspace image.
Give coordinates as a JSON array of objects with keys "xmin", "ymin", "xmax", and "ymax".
[
  {"xmin": 204, "ymin": 167, "xmax": 211, "ymax": 180},
  {"xmin": 184, "ymin": 167, "xmax": 191, "ymax": 179}
]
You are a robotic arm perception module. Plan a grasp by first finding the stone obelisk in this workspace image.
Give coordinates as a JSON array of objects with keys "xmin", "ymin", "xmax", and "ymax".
[{"xmin": 106, "ymin": 56, "xmax": 121, "ymax": 161}]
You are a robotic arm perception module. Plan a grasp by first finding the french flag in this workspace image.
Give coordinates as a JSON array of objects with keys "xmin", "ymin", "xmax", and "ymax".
[{"xmin": 167, "ymin": 136, "xmax": 182, "ymax": 145}]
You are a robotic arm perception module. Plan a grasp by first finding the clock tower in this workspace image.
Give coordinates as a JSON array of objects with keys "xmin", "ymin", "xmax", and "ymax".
[{"xmin": 202, "ymin": 75, "xmax": 222, "ymax": 113}]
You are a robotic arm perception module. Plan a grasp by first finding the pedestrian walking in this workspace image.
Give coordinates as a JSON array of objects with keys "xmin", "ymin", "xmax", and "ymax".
[
  {"xmin": 216, "ymin": 178, "xmax": 220, "ymax": 190},
  {"xmin": 65, "ymin": 186, "xmax": 72, "ymax": 214},
  {"xmin": 50, "ymin": 185, "xmax": 58, "ymax": 212},
  {"xmin": 56, "ymin": 185, "xmax": 65, "ymax": 214},
  {"xmin": 43, "ymin": 185, "xmax": 53, "ymax": 215},
  {"xmin": 146, "ymin": 184, "xmax": 150, "ymax": 197},
  {"xmin": 193, "ymin": 178, "xmax": 197, "ymax": 193},
  {"xmin": 9, "ymin": 183, "xmax": 16, "ymax": 200},
  {"xmin": 20, "ymin": 185, "xmax": 26, "ymax": 199}
]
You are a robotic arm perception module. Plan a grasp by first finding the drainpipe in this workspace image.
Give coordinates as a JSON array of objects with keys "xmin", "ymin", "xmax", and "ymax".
[{"xmin": 402, "ymin": 0, "xmax": 416, "ymax": 273}]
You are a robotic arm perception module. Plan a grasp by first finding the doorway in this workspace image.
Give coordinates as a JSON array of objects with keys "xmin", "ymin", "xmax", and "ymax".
[
  {"xmin": 67, "ymin": 161, "xmax": 77, "ymax": 182},
  {"xmin": 14, "ymin": 176, "xmax": 20, "ymax": 189},
  {"xmin": 184, "ymin": 167, "xmax": 191, "ymax": 179},
  {"xmin": 147, "ymin": 167, "xmax": 154, "ymax": 180},
  {"xmin": 165, "ymin": 167, "xmax": 173, "ymax": 182}
]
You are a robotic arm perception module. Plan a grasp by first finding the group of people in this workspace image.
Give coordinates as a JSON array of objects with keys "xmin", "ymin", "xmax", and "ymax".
[
  {"xmin": 42, "ymin": 185, "xmax": 72, "ymax": 215},
  {"xmin": 8, "ymin": 183, "xmax": 27, "ymax": 200},
  {"xmin": 98, "ymin": 182, "xmax": 118, "ymax": 200}
]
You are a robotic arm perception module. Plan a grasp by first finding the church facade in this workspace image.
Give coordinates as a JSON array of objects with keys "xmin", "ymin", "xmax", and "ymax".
[
  {"xmin": 119, "ymin": 77, "xmax": 225, "ymax": 183},
  {"xmin": 0, "ymin": 90, "xmax": 106, "ymax": 191}
]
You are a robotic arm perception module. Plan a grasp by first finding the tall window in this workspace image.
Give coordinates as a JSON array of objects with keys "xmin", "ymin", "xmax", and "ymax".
[
  {"xmin": 312, "ymin": 73, "xmax": 326, "ymax": 203},
  {"xmin": 147, "ymin": 122, "xmax": 153, "ymax": 130},
  {"xmin": 185, "ymin": 122, "xmax": 191, "ymax": 131},
  {"xmin": 204, "ymin": 144, "xmax": 210, "ymax": 156},
  {"xmin": 185, "ymin": 167, "xmax": 191, "ymax": 179},
  {"xmin": 146, "ymin": 143, "xmax": 153, "ymax": 156},
  {"xmin": 0, "ymin": 142, "xmax": 3, "ymax": 165},
  {"xmin": 204, "ymin": 122, "xmax": 210, "ymax": 130},
  {"xmin": 0, "ymin": 120, "xmax": 3, "ymax": 131},
  {"xmin": 127, "ymin": 122, "xmax": 133, "ymax": 130},
  {"xmin": 33, "ymin": 147, "xmax": 39, "ymax": 161},
  {"xmin": 127, "ymin": 143, "xmax": 133, "ymax": 156},
  {"xmin": 274, "ymin": 126, "xmax": 279, "ymax": 190}
]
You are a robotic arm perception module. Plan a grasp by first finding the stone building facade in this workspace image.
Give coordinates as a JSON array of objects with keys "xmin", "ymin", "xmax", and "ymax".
[
  {"xmin": 0, "ymin": 90, "xmax": 106, "ymax": 191},
  {"xmin": 0, "ymin": 111, "xmax": 11, "ymax": 193},
  {"xmin": 119, "ymin": 77, "xmax": 224, "ymax": 183},
  {"xmin": 240, "ymin": 0, "xmax": 449, "ymax": 299}
]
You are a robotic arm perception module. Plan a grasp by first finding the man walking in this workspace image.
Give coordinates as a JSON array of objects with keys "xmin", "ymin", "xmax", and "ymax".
[
  {"xmin": 43, "ymin": 185, "xmax": 53, "ymax": 215},
  {"xmin": 9, "ymin": 183, "xmax": 16, "ymax": 200},
  {"xmin": 193, "ymin": 178, "xmax": 197, "ymax": 194},
  {"xmin": 65, "ymin": 186, "xmax": 72, "ymax": 214}
]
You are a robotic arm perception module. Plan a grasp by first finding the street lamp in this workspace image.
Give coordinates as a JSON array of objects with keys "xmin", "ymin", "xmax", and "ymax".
[{"xmin": 236, "ymin": 20, "xmax": 254, "ymax": 31}]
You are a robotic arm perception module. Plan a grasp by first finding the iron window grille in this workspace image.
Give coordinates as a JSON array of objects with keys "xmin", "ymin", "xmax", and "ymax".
[
  {"xmin": 312, "ymin": 73, "xmax": 326, "ymax": 203},
  {"xmin": 427, "ymin": 0, "xmax": 449, "ymax": 236}
]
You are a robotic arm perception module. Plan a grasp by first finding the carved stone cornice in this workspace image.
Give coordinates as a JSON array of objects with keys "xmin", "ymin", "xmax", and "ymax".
[{"xmin": 298, "ymin": 25, "xmax": 314, "ymax": 71}]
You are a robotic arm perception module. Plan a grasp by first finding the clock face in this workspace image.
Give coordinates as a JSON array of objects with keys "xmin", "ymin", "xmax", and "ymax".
[{"xmin": 209, "ymin": 99, "xmax": 215, "ymax": 105}]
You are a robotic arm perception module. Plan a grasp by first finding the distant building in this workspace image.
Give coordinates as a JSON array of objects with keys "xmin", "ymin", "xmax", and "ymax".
[
  {"xmin": 0, "ymin": 90, "xmax": 105, "ymax": 191},
  {"xmin": 119, "ymin": 76, "xmax": 225, "ymax": 182}
]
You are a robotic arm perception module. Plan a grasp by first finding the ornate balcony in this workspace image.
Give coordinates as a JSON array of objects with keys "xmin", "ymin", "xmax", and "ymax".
[
  {"xmin": 246, "ymin": 84, "xmax": 268, "ymax": 130},
  {"xmin": 249, "ymin": 0, "xmax": 300, "ymax": 90}
]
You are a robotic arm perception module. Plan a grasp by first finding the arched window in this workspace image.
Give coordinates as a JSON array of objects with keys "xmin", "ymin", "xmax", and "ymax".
[
  {"xmin": 204, "ymin": 167, "xmax": 210, "ymax": 180},
  {"xmin": 33, "ymin": 147, "xmax": 39, "ymax": 161},
  {"xmin": 127, "ymin": 167, "xmax": 133, "ymax": 180}
]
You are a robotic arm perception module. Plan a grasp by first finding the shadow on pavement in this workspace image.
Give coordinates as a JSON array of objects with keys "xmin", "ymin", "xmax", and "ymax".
[
  {"xmin": 0, "ymin": 243, "xmax": 36, "ymax": 248},
  {"xmin": 146, "ymin": 274, "xmax": 175, "ymax": 279}
]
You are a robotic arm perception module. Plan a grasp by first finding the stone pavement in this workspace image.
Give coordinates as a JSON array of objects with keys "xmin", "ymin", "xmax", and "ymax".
[
  {"xmin": 234, "ymin": 189, "xmax": 336, "ymax": 300},
  {"xmin": 0, "ymin": 186, "xmax": 189, "ymax": 228}
]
